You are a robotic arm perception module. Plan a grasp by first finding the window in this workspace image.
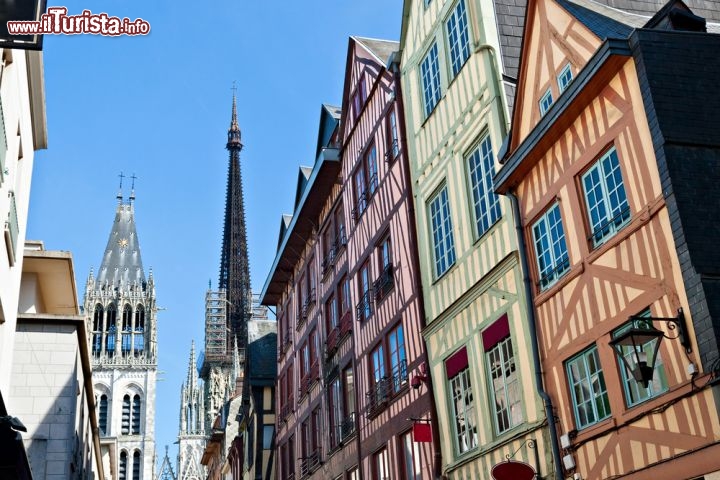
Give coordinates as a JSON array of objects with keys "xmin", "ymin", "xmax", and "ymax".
[
  {"xmin": 134, "ymin": 305, "xmax": 145, "ymax": 355},
  {"xmin": 340, "ymin": 275, "xmax": 351, "ymax": 315},
  {"xmin": 566, "ymin": 345, "xmax": 611, "ymax": 429},
  {"xmin": 343, "ymin": 367, "xmax": 356, "ymax": 439},
  {"xmin": 420, "ymin": 43, "xmax": 441, "ymax": 116},
  {"xmin": 613, "ymin": 310, "xmax": 668, "ymax": 407},
  {"xmin": 400, "ymin": 430, "xmax": 422, "ymax": 480},
  {"xmin": 446, "ymin": 347, "xmax": 477, "ymax": 454},
  {"xmin": 429, "ymin": 186, "xmax": 456, "ymax": 277},
  {"xmin": 311, "ymin": 407, "xmax": 321, "ymax": 454},
  {"xmin": 424, "ymin": 0, "xmax": 432, "ymax": 7},
  {"xmin": 532, "ymin": 203, "xmax": 569, "ymax": 290},
  {"xmin": 4, "ymin": 190, "xmax": 18, "ymax": 264},
  {"xmin": 288, "ymin": 434, "xmax": 296, "ymax": 479},
  {"xmin": 369, "ymin": 344, "xmax": 388, "ymax": 412},
  {"xmin": 326, "ymin": 295, "xmax": 338, "ymax": 332},
  {"xmin": 335, "ymin": 203, "xmax": 346, "ymax": 249},
  {"xmin": 539, "ymin": 88, "xmax": 553, "ymax": 115},
  {"xmin": 357, "ymin": 260, "xmax": 373, "ymax": 321},
  {"xmin": 132, "ymin": 395, "xmax": 141, "ymax": 434},
  {"xmin": 353, "ymin": 146, "xmax": 379, "ymax": 219},
  {"xmin": 106, "ymin": 304, "xmax": 117, "ymax": 354},
  {"xmin": 92, "ymin": 305, "xmax": 103, "ymax": 356},
  {"xmin": 352, "ymin": 75, "xmax": 367, "ymax": 121},
  {"xmin": 446, "ymin": 0, "xmax": 470, "ymax": 77},
  {"xmin": 132, "ymin": 451, "xmax": 141, "ymax": 480},
  {"xmin": 558, "ymin": 64, "xmax": 573, "ymax": 92},
  {"xmin": 582, "ymin": 147, "xmax": 630, "ymax": 247},
  {"xmin": 263, "ymin": 425, "xmax": 274, "ymax": 450},
  {"xmin": 122, "ymin": 395, "xmax": 131, "ymax": 434},
  {"xmin": 483, "ymin": 315, "xmax": 521, "ymax": 434},
  {"xmin": 374, "ymin": 447, "xmax": 390, "ymax": 480},
  {"xmin": 119, "ymin": 451, "xmax": 128, "ymax": 480},
  {"xmin": 387, "ymin": 109, "xmax": 399, "ymax": 159},
  {"xmin": 388, "ymin": 324, "xmax": 407, "ymax": 393},
  {"xmin": 467, "ymin": 135, "xmax": 501, "ymax": 237},
  {"xmin": 98, "ymin": 394, "xmax": 108, "ymax": 436},
  {"xmin": 375, "ymin": 235, "xmax": 394, "ymax": 300},
  {"xmin": 329, "ymin": 377, "xmax": 342, "ymax": 448},
  {"xmin": 122, "ymin": 305, "xmax": 132, "ymax": 355}
]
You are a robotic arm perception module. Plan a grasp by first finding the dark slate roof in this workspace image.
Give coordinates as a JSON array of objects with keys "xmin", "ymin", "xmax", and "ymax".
[
  {"xmin": 557, "ymin": 0, "xmax": 648, "ymax": 39},
  {"xmin": 294, "ymin": 166, "xmax": 313, "ymax": 209},
  {"xmin": 97, "ymin": 199, "xmax": 146, "ymax": 287},
  {"xmin": 247, "ymin": 320, "xmax": 277, "ymax": 381},
  {"xmin": 354, "ymin": 36, "xmax": 399, "ymax": 65},
  {"xmin": 322, "ymin": 103, "xmax": 342, "ymax": 121}
]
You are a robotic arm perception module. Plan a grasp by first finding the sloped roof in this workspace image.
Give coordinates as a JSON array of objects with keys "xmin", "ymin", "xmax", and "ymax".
[
  {"xmin": 97, "ymin": 199, "xmax": 146, "ymax": 287},
  {"xmin": 557, "ymin": 0, "xmax": 649, "ymax": 38},
  {"xmin": 354, "ymin": 36, "xmax": 399, "ymax": 65},
  {"xmin": 247, "ymin": 320, "xmax": 277, "ymax": 381}
]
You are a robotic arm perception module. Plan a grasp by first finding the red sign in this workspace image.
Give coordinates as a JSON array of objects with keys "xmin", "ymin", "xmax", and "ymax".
[
  {"xmin": 491, "ymin": 460, "xmax": 536, "ymax": 480},
  {"xmin": 412, "ymin": 422, "xmax": 432, "ymax": 443}
]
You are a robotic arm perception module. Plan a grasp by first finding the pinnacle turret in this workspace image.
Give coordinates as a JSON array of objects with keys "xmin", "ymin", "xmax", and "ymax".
[{"xmin": 227, "ymin": 92, "xmax": 242, "ymax": 150}]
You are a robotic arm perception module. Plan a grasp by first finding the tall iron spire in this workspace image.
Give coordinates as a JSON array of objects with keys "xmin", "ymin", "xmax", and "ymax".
[{"xmin": 219, "ymin": 90, "xmax": 251, "ymax": 352}]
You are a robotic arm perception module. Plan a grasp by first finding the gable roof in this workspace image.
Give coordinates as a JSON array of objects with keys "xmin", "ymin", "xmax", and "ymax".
[
  {"xmin": 354, "ymin": 36, "xmax": 399, "ymax": 65},
  {"xmin": 556, "ymin": 0, "xmax": 648, "ymax": 38}
]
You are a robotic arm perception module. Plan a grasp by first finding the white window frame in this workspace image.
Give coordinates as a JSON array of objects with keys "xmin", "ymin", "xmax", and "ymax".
[
  {"xmin": 467, "ymin": 135, "xmax": 501, "ymax": 238},
  {"xmin": 487, "ymin": 336, "xmax": 521, "ymax": 434},
  {"xmin": 428, "ymin": 185, "xmax": 456, "ymax": 278},
  {"xmin": 582, "ymin": 147, "xmax": 630, "ymax": 247},
  {"xmin": 558, "ymin": 63, "xmax": 573, "ymax": 93},
  {"xmin": 446, "ymin": 0, "xmax": 470, "ymax": 77},
  {"xmin": 532, "ymin": 203, "xmax": 570, "ymax": 290},
  {"xmin": 420, "ymin": 42, "xmax": 441, "ymax": 117},
  {"xmin": 566, "ymin": 345, "xmax": 611, "ymax": 429},
  {"xmin": 450, "ymin": 366, "xmax": 477, "ymax": 454},
  {"xmin": 539, "ymin": 88, "xmax": 553, "ymax": 116}
]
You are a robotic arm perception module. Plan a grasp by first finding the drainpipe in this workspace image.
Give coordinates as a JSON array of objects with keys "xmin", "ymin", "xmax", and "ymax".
[
  {"xmin": 508, "ymin": 190, "xmax": 563, "ymax": 480},
  {"xmin": 388, "ymin": 51, "xmax": 444, "ymax": 480}
]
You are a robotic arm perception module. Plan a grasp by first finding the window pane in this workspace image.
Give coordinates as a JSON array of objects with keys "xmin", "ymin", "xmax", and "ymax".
[
  {"xmin": 582, "ymin": 148, "xmax": 630, "ymax": 246},
  {"xmin": 429, "ymin": 186, "xmax": 456, "ymax": 277},
  {"xmin": 487, "ymin": 336, "xmax": 521, "ymax": 434},
  {"xmin": 467, "ymin": 136, "xmax": 501, "ymax": 237},
  {"xmin": 447, "ymin": 0, "xmax": 470, "ymax": 76},
  {"xmin": 421, "ymin": 43, "xmax": 441, "ymax": 116},
  {"xmin": 449, "ymin": 367, "xmax": 477, "ymax": 453},
  {"xmin": 566, "ymin": 346, "xmax": 611, "ymax": 429},
  {"xmin": 532, "ymin": 203, "xmax": 569, "ymax": 289}
]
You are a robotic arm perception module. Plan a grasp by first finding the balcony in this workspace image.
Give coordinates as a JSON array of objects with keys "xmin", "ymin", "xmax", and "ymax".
[
  {"xmin": 280, "ymin": 331, "xmax": 292, "ymax": 355},
  {"xmin": 365, "ymin": 359, "xmax": 408, "ymax": 419},
  {"xmin": 280, "ymin": 396, "xmax": 294, "ymax": 423},
  {"xmin": 299, "ymin": 362, "xmax": 320, "ymax": 397},
  {"xmin": 323, "ymin": 354, "xmax": 339, "ymax": 384},
  {"xmin": 325, "ymin": 326, "xmax": 339, "ymax": 355},
  {"xmin": 321, "ymin": 248, "xmax": 335, "ymax": 277},
  {"xmin": 4, "ymin": 190, "xmax": 18, "ymax": 266},
  {"xmin": 373, "ymin": 264, "xmax": 394, "ymax": 302},
  {"xmin": 340, "ymin": 412, "xmax": 356, "ymax": 442},
  {"xmin": 334, "ymin": 229, "xmax": 347, "ymax": 254},
  {"xmin": 355, "ymin": 290, "xmax": 373, "ymax": 322},
  {"xmin": 300, "ymin": 450, "xmax": 321, "ymax": 478}
]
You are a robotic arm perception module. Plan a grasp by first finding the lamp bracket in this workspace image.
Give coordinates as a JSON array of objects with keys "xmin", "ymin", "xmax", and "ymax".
[{"xmin": 628, "ymin": 308, "xmax": 690, "ymax": 353}]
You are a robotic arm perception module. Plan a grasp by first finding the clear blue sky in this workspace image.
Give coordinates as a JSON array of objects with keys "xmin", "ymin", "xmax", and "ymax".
[{"xmin": 27, "ymin": 0, "xmax": 402, "ymax": 470}]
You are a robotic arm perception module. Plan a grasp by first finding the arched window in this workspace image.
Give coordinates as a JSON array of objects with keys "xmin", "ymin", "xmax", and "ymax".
[
  {"xmin": 122, "ymin": 304, "xmax": 132, "ymax": 355},
  {"xmin": 132, "ymin": 395, "xmax": 141, "ymax": 434},
  {"xmin": 119, "ymin": 450, "xmax": 128, "ymax": 480},
  {"xmin": 133, "ymin": 450, "xmax": 141, "ymax": 480},
  {"xmin": 99, "ymin": 394, "xmax": 108, "ymax": 436},
  {"xmin": 122, "ymin": 395, "xmax": 131, "ymax": 434},
  {"xmin": 92, "ymin": 304, "xmax": 104, "ymax": 355},
  {"xmin": 106, "ymin": 304, "xmax": 117, "ymax": 354},
  {"xmin": 134, "ymin": 305, "xmax": 145, "ymax": 355}
]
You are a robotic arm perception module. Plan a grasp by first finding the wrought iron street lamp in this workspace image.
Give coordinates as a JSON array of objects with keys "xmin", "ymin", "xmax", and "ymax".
[{"xmin": 609, "ymin": 308, "xmax": 690, "ymax": 388}]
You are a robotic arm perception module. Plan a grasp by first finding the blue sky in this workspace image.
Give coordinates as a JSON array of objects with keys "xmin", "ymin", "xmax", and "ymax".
[{"xmin": 27, "ymin": 0, "xmax": 402, "ymax": 469}]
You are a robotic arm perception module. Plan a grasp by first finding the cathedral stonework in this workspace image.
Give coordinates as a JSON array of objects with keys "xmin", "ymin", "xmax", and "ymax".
[
  {"xmin": 176, "ymin": 342, "xmax": 206, "ymax": 480},
  {"xmin": 85, "ymin": 188, "xmax": 157, "ymax": 480}
]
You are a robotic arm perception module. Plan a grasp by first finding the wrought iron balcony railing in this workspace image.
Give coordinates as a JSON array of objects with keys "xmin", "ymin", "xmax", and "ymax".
[
  {"xmin": 365, "ymin": 359, "xmax": 408, "ymax": 418},
  {"xmin": 300, "ymin": 450, "xmax": 321, "ymax": 478},
  {"xmin": 355, "ymin": 290, "xmax": 373, "ymax": 322},
  {"xmin": 373, "ymin": 264, "xmax": 394, "ymax": 302}
]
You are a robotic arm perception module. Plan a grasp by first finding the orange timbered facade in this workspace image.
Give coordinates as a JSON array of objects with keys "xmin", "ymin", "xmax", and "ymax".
[{"xmin": 497, "ymin": 0, "xmax": 720, "ymax": 478}]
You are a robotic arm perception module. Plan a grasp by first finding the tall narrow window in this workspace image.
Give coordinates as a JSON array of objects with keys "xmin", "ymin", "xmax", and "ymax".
[
  {"xmin": 119, "ymin": 451, "xmax": 128, "ymax": 480},
  {"xmin": 132, "ymin": 451, "xmax": 141, "ymax": 480},
  {"xmin": 335, "ymin": 203, "xmax": 346, "ymax": 248},
  {"xmin": 99, "ymin": 394, "xmax": 108, "ymax": 436},
  {"xmin": 566, "ymin": 345, "xmax": 611, "ymax": 429},
  {"xmin": 329, "ymin": 377, "xmax": 342, "ymax": 448},
  {"xmin": 446, "ymin": 0, "xmax": 470, "ymax": 76},
  {"xmin": 374, "ymin": 447, "xmax": 390, "ymax": 480},
  {"xmin": 375, "ymin": 235, "xmax": 393, "ymax": 301},
  {"xmin": 343, "ymin": 366, "xmax": 356, "ymax": 434},
  {"xmin": 340, "ymin": 275, "xmax": 351, "ymax": 315},
  {"xmin": 387, "ymin": 109, "xmax": 399, "ymax": 159},
  {"xmin": 582, "ymin": 147, "xmax": 630, "ymax": 247},
  {"xmin": 467, "ymin": 135, "xmax": 501, "ymax": 237},
  {"xmin": 132, "ymin": 394, "xmax": 141, "ymax": 434},
  {"xmin": 121, "ymin": 395, "xmax": 131, "ymax": 435},
  {"xmin": 532, "ymin": 203, "xmax": 569, "ymax": 290},
  {"xmin": 613, "ymin": 310, "xmax": 668, "ymax": 407},
  {"xmin": 92, "ymin": 305, "xmax": 103, "ymax": 356},
  {"xmin": 429, "ymin": 186, "xmax": 456, "ymax": 277},
  {"xmin": 484, "ymin": 315, "xmax": 521, "ymax": 434},
  {"xmin": 357, "ymin": 260, "xmax": 372, "ymax": 321},
  {"xmin": 370, "ymin": 343, "xmax": 387, "ymax": 411},
  {"xmin": 401, "ymin": 430, "xmax": 422, "ymax": 480},
  {"xmin": 106, "ymin": 304, "xmax": 117, "ymax": 354},
  {"xmin": 354, "ymin": 168, "xmax": 368, "ymax": 218},
  {"xmin": 326, "ymin": 295, "xmax": 338, "ymax": 332},
  {"xmin": 367, "ymin": 146, "xmax": 378, "ymax": 195},
  {"xmin": 446, "ymin": 347, "xmax": 477, "ymax": 453},
  {"xmin": 388, "ymin": 324, "xmax": 407, "ymax": 393},
  {"xmin": 134, "ymin": 305, "xmax": 145, "ymax": 355},
  {"xmin": 122, "ymin": 305, "xmax": 132, "ymax": 355},
  {"xmin": 420, "ymin": 43, "xmax": 441, "ymax": 116}
]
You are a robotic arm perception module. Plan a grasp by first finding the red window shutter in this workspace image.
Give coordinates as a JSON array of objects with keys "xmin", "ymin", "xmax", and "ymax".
[
  {"xmin": 482, "ymin": 313, "xmax": 510, "ymax": 351},
  {"xmin": 445, "ymin": 346, "xmax": 468, "ymax": 378}
]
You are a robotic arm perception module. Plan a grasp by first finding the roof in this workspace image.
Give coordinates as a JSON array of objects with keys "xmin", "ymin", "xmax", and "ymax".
[
  {"xmin": 247, "ymin": 320, "xmax": 277, "ymax": 381},
  {"xmin": 556, "ymin": 0, "xmax": 648, "ymax": 38},
  {"xmin": 97, "ymin": 198, "xmax": 146, "ymax": 287},
  {"xmin": 353, "ymin": 36, "xmax": 399, "ymax": 65}
]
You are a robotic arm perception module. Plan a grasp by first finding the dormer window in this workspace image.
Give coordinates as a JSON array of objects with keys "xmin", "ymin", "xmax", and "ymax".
[
  {"xmin": 352, "ymin": 75, "xmax": 367, "ymax": 121},
  {"xmin": 558, "ymin": 64, "xmax": 573, "ymax": 93},
  {"xmin": 539, "ymin": 88, "xmax": 553, "ymax": 116}
]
